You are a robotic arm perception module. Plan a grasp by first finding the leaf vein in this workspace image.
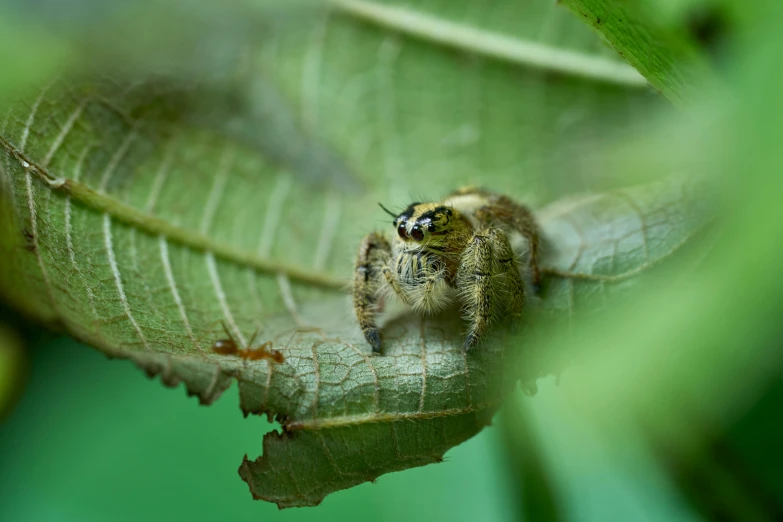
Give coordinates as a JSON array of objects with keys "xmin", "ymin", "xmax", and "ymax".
[
  {"xmin": 42, "ymin": 99, "xmax": 87, "ymax": 168},
  {"xmin": 159, "ymin": 235, "xmax": 200, "ymax": 351},
  {"xmin": 19, "ymin": 86, "xmax": 49, "ymax": 152},
  {"xmin": 418, "ymin": 317, "xmax": 428, "ymax": 412},
  {"xmin": 346, "ymin": 342, "xmax": 380, "ymax": 413},
  {"xmin": 102, "ymin": 213, "xmax": 150, "ymax": 350},
  {"xmin": 205, "ymin": 251, "xmax": 246, "ymax": 346},
  {"xmin": 257, "ymin": 174, "xmax": 292, "ymax": 257},
  {"xmin": 311, "ymin": 341, "xmax": 321, "ymax": 421},
  {"xmin": 316, "ymin": 431, "xmax": 344, "ymax": 476},
  {"xmin": 276, "ymin": 273, "xmax": 303, "ymax": 326},
  {"xmin": 199, "ymin": 145, "xmax": 235, "ymax": 236},
  {"xmin": 301, "ymin": 14, "xmax": 328, "ymax": 129},
  {"xmin": 614, "ymin": 189, "xmax": 651, "ymax": 262},
  {"xmin": 24, "ymin": 170, "xmax": 60, "ymax": 315},
  {"xmin": 376, "ymin": 36, "xmax": 404, "ymax": 202},
  {"xmin": 143, "ymin": 138, "xmax": 174, "ymax": 213},
  {"xmin": 99, "ymin": 127, "xmax": 138, "ymax": 192},
  {"xmin": 202, "ymin": 363, "xmax": 223, "ymax": 403},
  {"xmin": 313, "ymin": 193, "xmax": 341, "ymax": 271},
  {"xmin": 64, "ymin": 145, "xmax": 99, "ymax": 318}
]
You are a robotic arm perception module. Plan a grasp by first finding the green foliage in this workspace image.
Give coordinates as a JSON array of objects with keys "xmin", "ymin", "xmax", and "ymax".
[{"xmin": 0, "ymin": 0, "xmax": 728, "ymax": 510}]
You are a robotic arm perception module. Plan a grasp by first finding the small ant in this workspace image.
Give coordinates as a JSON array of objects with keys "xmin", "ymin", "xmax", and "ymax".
[{"xmin": 211, "ymin": 321, "xmax": 284, "ymax": 364}]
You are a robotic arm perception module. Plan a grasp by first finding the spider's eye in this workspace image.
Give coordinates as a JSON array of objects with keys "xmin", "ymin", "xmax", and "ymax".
[
  {"xmin": 410, "ymin": 225, "xmax": 424, "ymax": 241},
  {"xmin": 397, "ymin": 222, "xmax": 408, "ymax": 239},
  {"xmin": 427, "ymin": 222, "xmax": 436, "ymax": 232}
]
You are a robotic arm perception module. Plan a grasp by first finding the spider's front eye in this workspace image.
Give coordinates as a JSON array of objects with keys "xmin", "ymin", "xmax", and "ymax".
[
  {"xmin": 410, "ymin": 225, "xmax": 424, "ymax": 241},
  {"xmin": 397, "ymin": 222, "xmax": 408, "ymax": 239}
]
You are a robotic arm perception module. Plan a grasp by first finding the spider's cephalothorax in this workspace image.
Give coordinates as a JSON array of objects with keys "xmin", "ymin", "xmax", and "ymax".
[{"xmin": 353, "ymin": 186, "xmax": 541, "ymax": 352}]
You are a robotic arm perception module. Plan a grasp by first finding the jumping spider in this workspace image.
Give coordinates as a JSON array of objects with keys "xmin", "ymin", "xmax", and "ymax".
[{"xmin": 353, "ymin": 186, "xmax": 541, "ymax": 353}]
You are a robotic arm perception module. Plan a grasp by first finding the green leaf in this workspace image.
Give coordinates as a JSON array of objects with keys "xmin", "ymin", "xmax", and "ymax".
[
  {"xmin": 0, "ymin": 0, "xmax": 708, "ymax": 508},
  {"xmin": 559, "ymin": 0, "xmax": 714, "ymax": 105}
]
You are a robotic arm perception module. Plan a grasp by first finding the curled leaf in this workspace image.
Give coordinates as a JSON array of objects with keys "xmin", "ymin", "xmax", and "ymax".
[{"xmin": 0, "ymin": 1, "xmax": 710, "ymax": 508}]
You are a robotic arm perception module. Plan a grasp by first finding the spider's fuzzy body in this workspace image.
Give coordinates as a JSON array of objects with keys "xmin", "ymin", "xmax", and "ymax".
[{"xmin": 353, "ymin": 187, "xmax": 541, "ymax": 352}]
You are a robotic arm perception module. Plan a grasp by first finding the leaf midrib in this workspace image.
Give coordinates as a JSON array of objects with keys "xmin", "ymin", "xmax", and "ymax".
[
  {"xmin": 0, "ymin": 136, "xmax": 347, "ymax": 290},
  {"xmin": 331, "ymin": 0, "xmax": 647, "ymax": 87},
  {"xmin": 285, "ymin": 402, "xmax": 500, "ymax": 431}
]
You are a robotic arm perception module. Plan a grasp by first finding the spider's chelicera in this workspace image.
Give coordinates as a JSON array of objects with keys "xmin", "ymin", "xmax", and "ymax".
[{"xmin": 352, "ymin": 186, "xmax": 541, "ymax": 353}]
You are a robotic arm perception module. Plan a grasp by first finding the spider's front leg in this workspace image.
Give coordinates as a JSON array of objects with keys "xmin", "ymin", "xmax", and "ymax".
[
  {"xmin": 458, "ymin": 228, "xmax": 525, "ymax": 350},
  {"xmin": 353, "ymin": 232, "xmax": 392, "ymax": 352}
]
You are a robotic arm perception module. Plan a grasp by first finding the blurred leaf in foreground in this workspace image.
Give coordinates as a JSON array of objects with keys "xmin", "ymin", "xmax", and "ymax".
[{"xmin": 508, "ymin": 0, "xmax": 783, "ymax": 519}]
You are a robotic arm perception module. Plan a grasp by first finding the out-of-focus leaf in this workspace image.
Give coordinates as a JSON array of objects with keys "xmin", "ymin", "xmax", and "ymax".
[
  {"xmin": 508, "ymin": 4, "xmax": 783, "ymax": 520},
  {"xmin": 497, "ymin": 393, "xmax": 562, "ymax": 522},
  {"xmin": 0, "ymin": 0, "xmax": 708, "ymax": 508},
  {"xmin": 560, "ymin": 0, "xmax": 713, "ymax": 105}
]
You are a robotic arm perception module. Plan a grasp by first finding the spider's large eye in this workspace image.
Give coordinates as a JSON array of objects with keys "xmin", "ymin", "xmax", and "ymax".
[
  {"xmin": 397, "ymin": 222, "xmax": 408, "ymax": 239},
  {"xmin": 410, "ymin": 225, "xmax": 424, "ymax": 241}
]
